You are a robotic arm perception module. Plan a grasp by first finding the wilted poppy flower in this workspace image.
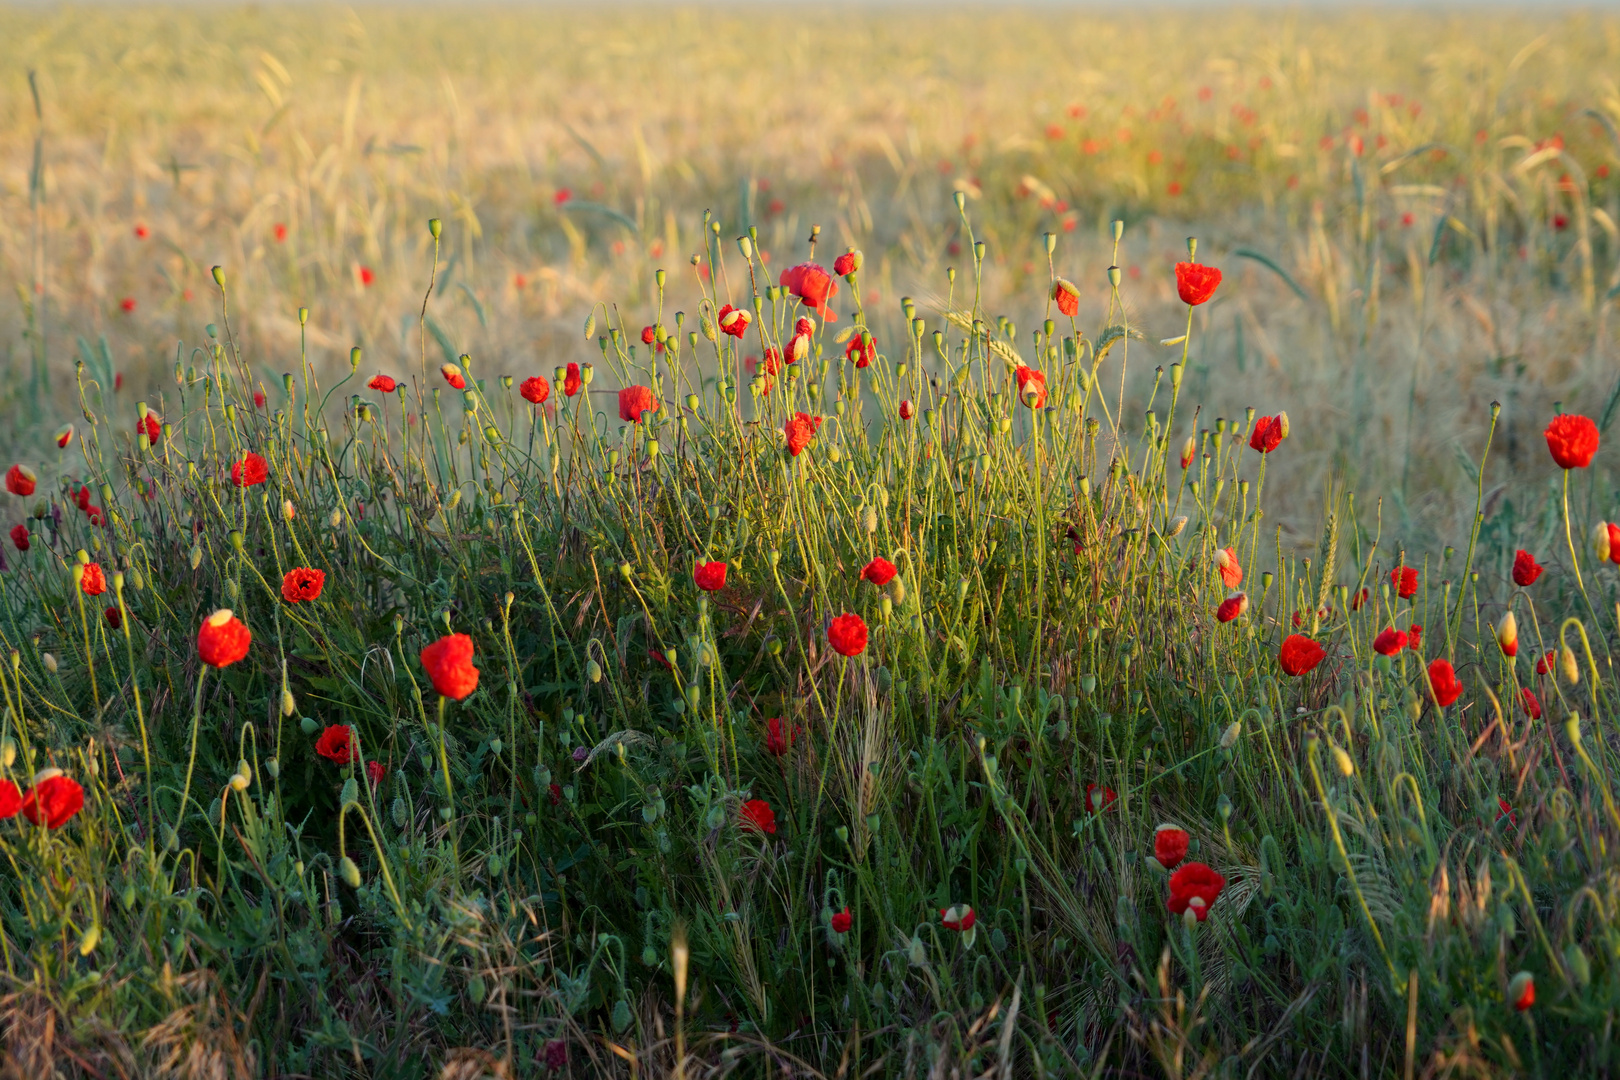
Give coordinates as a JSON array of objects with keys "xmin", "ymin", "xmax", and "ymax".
[
  {"xmin": 21, "ymin": 772, "xmax": 84, "ymax": 829},
  {"xmin": 899, "ymin": 400, "xmax": 915, "ymax": 420},
  {"xmin": 520, "ymin": 376, "xmax": 551, "ymax": 404},
  {"xmin": 1520, "ymin": 687, "xmax": 1542, "ymax": 719},
  {"xmin": 54, "ymin": 424, "xmax": 75, "ymax": 449},
  {"xmin": 1512, "ymin": 549, "xmax": 1544, "ymax": 586},
  {"xmin": 1175, "ymin": 261, "xmax": 1222, "ymax": 306},
  {"xmin": 830, "ymin": 906, "xmax": 853, "ymax": 933},
  {"xmin": 1373, "ymin": 627, "xmax": 1407, "ymax": 656},
  {"xmin": 1496, "ymin": 611, "xmax": 1518, "ymax": 657},
  {"xmin": 1154, "ymin": 824, "xmax": 1190, "ymax": 869},
  {"xmin": 281, "ymin": 567, "xmax": 325, "ymax": 603},
  {"xmin": 740, "ymin": 798, "xmax": 777, "ymax": 834},
  {"xmin": 0, "ymin": 779, "xmax": 20, "ymax": 819},
  {"xmin": 1248, "ymin": 415, "xmax": 1284, "ymax": 453},
  {"xmin": 1167, "ymin": 861, "xmax": 1225, "ymax": 920},
  {"xmin": 315, "ymin": 724, "xmax": 356, "ymax": 765},
  {"xmin": 1215, "ymin": 547, "xmax": 1242, "ymax": 588},
  {"xmin": 420, "ymin": 633, "xmax": 479, "ymax": 700},
  {"xmin": 1426, "ymin": 658, "xmax": 1463, "ymax": 706},
  {"xmin": 827, "ymin": 613, "xmax": 868, "ymax": 657},
  {"xmin": 1084, "ymin": 782, "xmax": 1117, "ymax": 813},
  {"xmin": 1544, "ymin": 413, "xmax": 1599, "ymax": 469},
  {"xmin": 833, "ymin": 250, "xmax": 861, "ymax": 277},
  {"xmin": 104, "ymin": 606, "xmax": 122, "ymax": 630},
  {"xmin": 1216, "ymin": 593, "xmax": 1248, "ymax": 622},
  {"xmin": 367, "ymin": 759, "xmax": 386, "ymax": 786},
  {"xmin": 717, "ymin": 303, "xmax": 752, "ymax": 337},
  {"xmin": 618, "ymin": 385, "xmax": 658, "ymax": 424},
  {"xmin": 784, "ymin": 412, "xmax": 821, "ymax": 456},
  {"xmin": 10, "ymin": 524, "xmax": 29, "ymax": 551},
  {"xmin": 5, "ymin": 465, "xmax": 36, "ymax": 497},
  {"xmin": 1278, "ymin": 634, "xmax": 1326, "ymax": 676},
  {"xmin": 693, "ymin": 561, "xmax": 727, "ymax": 592},
  {"xmin": 80, "ymin": 562, "xmax": 107, "ymax": 596},
  {"xmin": 563, "ymin": 363, "xmax": 582, "ymax": 397},
  {"xmin": 1014, "ymin": 365, "xmax": 1048, "ymax": 408},
  {"xmin": 861, "ymin": 557, "xmax": 898, "ymax": 586},
  {"xmin": 1409, "ymin": 624, "xmax": 1423, "ymax": 650},
  {"xmin": 845, "ymin": 331, "xmax": 876, "ymax": 368},
  {"xmin": 1052, "ymin": 278, "xmax": 1081, "ymax": 317},
  {"xmin": 231, "ymin": 452, "xmax": 269, "ymax": 488},
  {"xmin": 1509, "ymin": 971, "xmax": 1535, "ymax": 1012},
  {"xmin": 764, "ymin": 717, "xmax": 796, "ymax": 757},
  {"xmin": 368, "ymin": 374, "xmax": 397, "ymax": 393},
  {"xmin": 441, "ymin": 363, "xmax": 467, "ymax": 390},
  {"xmin": 198, "ymin": 609, "xmax": 251, "ymax": 667},
  {"xmin": 1391, "ymin": 567, "xmax": 1418, "ymax": 599},
  {"xmin": 780, "ymin": 262, "xmax": 838, "ymax": 320},
  {"xmin": 137, "ymin": 414, "xmax": 162, "ymax": 443},
  {"xmin": 940, "ymin": 904, "xmax": 976, "ymax": 931}
]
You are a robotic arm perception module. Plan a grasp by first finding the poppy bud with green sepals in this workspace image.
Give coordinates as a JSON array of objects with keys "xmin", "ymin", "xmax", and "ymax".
[
  {"xmin": 338, "ymin": 856, "xmax": 362, "ymax": 888},
  {"xmin": 429, "ymin": 218, "xmax": 442, "ymax": 239},
  {"xmin": 211, "ymin": 266, "xmax": 226, "ymax": 287}
]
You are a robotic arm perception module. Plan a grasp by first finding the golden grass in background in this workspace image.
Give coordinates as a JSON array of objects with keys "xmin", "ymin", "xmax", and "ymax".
[{"xmin": 2, "ymin": 4, "xmax": 1618, "ymax": 542}]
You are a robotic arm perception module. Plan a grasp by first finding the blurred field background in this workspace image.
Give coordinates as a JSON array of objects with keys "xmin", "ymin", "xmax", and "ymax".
[{"xmin": 2, "ymin": 4, "xmax": 1618, "ymax": 543}]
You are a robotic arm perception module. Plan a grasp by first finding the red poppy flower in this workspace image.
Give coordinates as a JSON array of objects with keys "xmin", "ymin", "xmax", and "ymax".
[
  {"xmin": 784, "ymin": 412, "xmax": 821, "ymax": 456},
  {"xmin": 80, "ymin": 562, "xmax": 107, "ymax": 596},
  {"xmin": 1409, "ymin": 624, "xmax": 1423, "ymax": 650},
  {"xmin": 1248, "ymin": 415, "xmax": 1284, "ymax": 453},
  {"xmin": 253, "ymin": 390, "xmax": 266, "ymax": 408},
  {"xmin": 73, "ymin": 486, "xmax": 92, "ymax": 511},
  {"xmin": 1175, "ymin": 262, "xmax": 1222, "ymax": 306},
  {"xmin": 281, "ymin": 567, "xmax": 325, "ymax": 603},
  {"xmin": 845, "ymin": 331, "xmax": 876, "ymax": 368},
  {"xmin": 1154, "ymin": 824, "xmax": 1190, "ymax": 869},
  {"xmin": 1167, "ymin": 861, "xmax": 1225, "ymax": 921},
  {"xmin": 827, "ymin": 613, "xmax": 868, "ymax": 657},
  {"xmin": 787, "ymin": 325, "xmax": 812, "ymax": 364},
  {"xmin": 640, "ymin": 325, "xmax": 658, "ymax": 346},
  {"xmin": 368, "ymin": 374, "xmax": 397, "ymax": 393},
  {"xmin": 104, "ymin": 605, "xmax": 122, "ymax": 630},
  {"xmin": 941, "ymin": 904, "xmax": 976, "ymax": 931},
  {"xmin": 1426, "ymin": 658, "xmax": 1463, "ymax": 706},
  {"xmin": 833, "ymin": 250, "xmax": 860, "ymax": 277},
  {"xmin": 705, "ymin": 307, "xmax": 744, "ymax": 343},
  {"xmin": 740, "ymin": 798, "xmax": 777, "ymax": 834},
  {"xmin": 1545, "ymin": 413, "xmax": 1599, "ymax": 469},
  {"xmin": 54, "ymin": 424, "xmax": 74, "ymax": 449},
  {"xmin": 830, "ymin": 906, "xmax": 853, "ymax": 933},
  {"xmin": 1391, "ymin": 567, "xmax": 1417, "ymax": 599},
  {"xmin": 1084, "ymin": 782, "xmax": 1117, "ymax": 813},
  {"xmin": 764, "ymin": 717, "xmax": 796, "ymax": 757},
  {"xmin": 198, "ymin": 609, "xmax": 251, "ymax": 667},
  {"xmin": 1052, "ymin": 278, "xmax": 1081, "ymax": 317},
  {"xmin": 1349, "ymin": 587, "xmax": 1369, "ymax": 610},
  {"xmin": 548, "ymin": 782, "xmax": 563, "ymax": 805},
  {"xmin": 694, "ymin": 561, "xmax": 727, "ymax": 592},
  {"xmin": 358, "ymin": 266, "xmax": 375, "ymax": 287},
  {"xmin": 861, "ymin": 557, "xmax": 897, "ymax": 586},
  {"xmin": 1014, "ymin": 365, "xmax": 1048, "ymax": 408},
  {"xmin": 1496, "ymin": 611, "xmax": 1518, "ymax": 657},
  {"xmin": 137, "ymin": 414, "xmax": 162, "ymax": 443},
  {"xmin": 1519, "ymin": 687, "xmax": 1542, "ymax": 720},
  {"xmin": 231, "ymin": 452, "xmax": 269, "ymax": 488},
  {"xmin": 563, "ymin": 363, "xmax": 582, "ymax": 397},
  {"xmin": 0, "ymin": 779, "xmax": 20, "ymax": 819},
  {"xmin": 441, "ymin": 363, "xmax": 467, "ymax": 390},
  {"xmin": 134, "ymin": 223, "xmax": 149, "ymax": 239},
  {"xmin": 315, "ymin": 724, "xmax": 356, "ymax": 765},
  {"xmin": 5, "ymin": 465, "xmax": 36, "ymax": 497},
  {"xmin": 899, "ymin": 400, "xmax": 915, "ymax": 420},
  {"xmin": 780, "ymin": 262, "xmax": 838, "ymax": 320},
  {"xmin": 1509, "ymin": 972, "xmax": 1535, "ymax": 1012},
  {"xmin": 10, "ymin": 524, "xmax": 28, "ymax": 551},
  {"xmin": 367, "ymin": 759, "xmax": 386, "ymax": 786},
  {"xmin": 21, "ymin": 773, "xmax": 84, "ymax": 829},
  {"xmin": 1373, "ymin": 627, "xmax": 1407, "ymax": 656},
  {"xmin": 1216, "ymin": 547, "xmax": 1242, "ymax": 588},
  {"xmin": 1278, "ymin": 634, "xmax": 1326, "ymax": 676},
  {"xmin": 1216, "ymin": 593, "xmax": 1248, "ymax": 622},
  {"xmin": 618, "ymin": 385, "xmax": 658, "ymax": 424},
  {"xmin": 420, "ymin": 633, "xmax": 480, "ymax": 700},
  {"xmin": 120, "ymin": 297, "xmax": 136, "ymax": 313},
  {"xmin": 1512, "ymin": 549, "xmax": 1544, "ymax": 586},
  {"xmin": 520, "ymin": 376, "xmax": 551, "ymax": 404},
  {"xmin": 1180, "ymin": 436, "xmax": 1196, "ymax": 468},
  {"xmin": 273, "ymin": 222, "xmax": 288, "ymax": 242},
  {"xmin": 1495, "ymin": 797, "xmax": 1517, "ymax": 827}
]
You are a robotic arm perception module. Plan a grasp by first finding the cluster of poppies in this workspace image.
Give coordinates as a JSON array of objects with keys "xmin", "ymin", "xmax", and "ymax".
[{"xmin": 0, "ymin": 770, "xmax": 86, "ymax": 830}]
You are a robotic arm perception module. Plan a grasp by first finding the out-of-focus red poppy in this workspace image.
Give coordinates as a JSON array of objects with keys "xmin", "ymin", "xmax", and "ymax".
[
  {"xmin": 369, "ymin": 375, "xmax": 397, "ymax": 393},
  {"xmin": 441, "ymin": 363, "xmax": 467, "ymax": 390},
  {"xmin": 231, "ymin": 452, "xmax": 269, "ymax": 488},
  {"xmin": 784, "ymin": 412, "xmax": 821, "ymax": 456},
  {"xmin": 1426, "ymin": 658, "xmax": 1463, "ymax": 707},
  {"xmin": 1014, "ymin": 365, "xmax": 1048, "ymax": 408},
  {"xmin": 1052, "ymin": 278, "xmax": 1080, "ymax": 317},
  {"xmin": 834, "ymin": 250, "xmax": 861, "ymax": 277},
  {"xmin": 10, "ymin": 524, "xmax": 29, "ymax": 551},
  {"xmin": 1154, "ymin": 824, "xmax": 1190, "ymax": 869},
  {"xmin": 1084, "ymin": 782, "xmax": 1117, "ymax": 813},
  {"xmin": 1373, "ymin": 627, "xmax": 1407, "ymax": 655},
  {"xmin": 1391, "ymin": 567, "xmax": 1418, "ymax": 599},
  {"xmin": 367, "ymin": 760, "xmax": 386, "ymax": 786},
  {"xmin": 22, "ymin": 773, "xmax": 84, "ymax": 829},
  {"xmin": 104, "ymin": 606, "xmax": 122, "ymax": 630},
  {"xmin": 845, "ymin": 331, "xmax": 876, "ymax": 368},
  {"xmin": 764, "ymin": 717, "xmax": 796, "ymax": 757},
  {"xmin": 1408, "ymin": 623, "xmax": 1423, "ymax": 650},
  {"xmin": 1216, "ymin": 593, "xmax": 1247, "ymax": 622},
  {"xmin": 861, "ymin": 557, "xmax": 897, "ymax": 586},
  {"xmin": 5, "ymin": 465, "xmax": 36, "ymax": 496},
  {"xmin": 80, "ymin": 562, "xmax": 107, "ymax": 596},
  {"xmin": 941, "ymin": 904, "xmax": 976, "ymax": 931},
  {"xmin": 0, "ymin": 779, "xmax": 20, "ymax": 819},
  {"xmin": 1216, "ymin": 546, "xmax": 1242, "ymax": 588},
  {"xmin": 358, "ymin": 266, "xmax": 375, "ymax": 287},
  {"xmin": 830, "ymin": 906, "xmax": 853, "ymax": 933},
  {"xmin": 137, "ymin": 414, "xmax": 162, "ymax": 443},
  {"xmin": 1520, "ymin": 687, "xmax": 1542, "ymax": 719}
]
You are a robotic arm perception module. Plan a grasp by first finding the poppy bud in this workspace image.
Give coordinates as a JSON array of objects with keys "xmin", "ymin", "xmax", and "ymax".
[
  {"xmin": 1166, "ymin": 516, "xmax": 1188, "ymax": 538},
  {"xmin": 265, "ymin": 757, "xmax": 279, "ymax": 779},
  {"xmin": 1180, "ymin": 436, "xmax": 1196, "ymax": 468},
  {"xmin": 1508, "ymin": 971, "xmax": 1534, "ymax": 1011},
  {"xmin": 1219, "ymin": 721, "xmax": 1241, "ymax": 749},
  {"xmin": 1561, "ymin": 644, "xmax": 1579, "ymax": 683},
  {"xmin": 1495, "ymin": 611, "xmax": 1518, "ymax": 657},
  {"xmin": 587, "ymin": 659, "xmax": 602, "ymax": 683},
  {"xmin": 338, "ymin": 856, "xmax": 362, "ymax": 888},
  {"xmin": 1182, "ymin": 907, "xmax": 1199, "ymax": 932},
  {"xmin": 283, "ymin": 500, "xmax": 296, "ymax": 521},
  {"xmin": 429, "ymin": 217, "xmax": 442, "ymax": 239},
  {"xmin": 1276, "ymin": 411, "xmax": 1290, "ymax": 438},
  {"xmin": 43, "ymin": 653, "xmax": 58, "ymax": 673},
  {"xmin": 584, "ymin": 313, "xmax": 596, "ymax": 339},
  {"xmin": 79, "ymin": 925, "xmax": 101, "ymax": 956},
  {"xmin": 0, "ymin": 738, "xmax": 14, "ymax": 768},
  {"xmin": 330, "ymin": 507, "xmax": 344, "ymax": 528},
  {"xmin": 190, "ymin": 545, "xmax": 203, "ymax": 569},
  {"xmin": 301, "ymin": 716, "xmax": 318, "ymax": 735},
  {"xmin": 282, "ymin": 689, "xmax": 296, "ymax": 716},
  {"xmin": 1595, "ymin": 522, "xmax": 1612, "ymax": 563},
  {"xmin": 1332, "ymin": 744, "xmax": 1354, "ymax": 776}
]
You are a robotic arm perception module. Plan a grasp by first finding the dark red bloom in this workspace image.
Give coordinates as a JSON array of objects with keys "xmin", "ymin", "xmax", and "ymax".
[
  {"xmin": 861, "ymin": 557, "xmax": 897, "ymax": 586},
  {"xmin": 740, "ymin": 798, "xmax": 777, "ymax": 834},
  {"xmin": 1085, "ymin": 782, "xmax": 1117, "ymax": 813},
  {"xmin": 845, "ymin": 331, "xmax": 876, "ymax": 368},
  {"xmin": 137, "ymin": 414, "xmax": 162, "ymax": 443},
  {"xmin": 73, "ymin": 486, "xmax": 91, "ymax": 511},
  {"xmin": 9, "ymin": 524, "xmax": 28, "ymax": 551},
  {"xmin": 1391, "ymin": 567, "xmax": 1418, "ymax": 599},
  {"xmin": 1373, "ymin": 627, "xmax": 1407, "ymax": 656},
  {"xmin": 1511, "ymin": 973, "xmax": 1535, "ymax": 1012},
  {"xmin": 1216, "ymin": 593, "xmax": 1247, "ymax": 622},
  {"xmin": 367, "ymin": 759, "xmax": 386, "ymax": 786},
  {"xmin": 281, "ymin": 567, "xmax": 325, "ymax": 603},
  {"xmin": 899, "ymin": 399, "xmax": 915, "ymax": 420},
  {"xmin": 4, "ymin": 464, "xmax": 35, "ymax": 497},
  {"xmin": 1426, "ymin": 658, "xmax": 1463, "ymax": 707},
  {"xmin": 780, "ymin": 262, "xmax": 838, "ymax": 320},
  {"xmin": 231, "ymin": 452, "xmax": 269, "ymax": 488},
  {"xmin": 316, "ymin": 724, "xmax": 356, "ymax": 765},
  {"xmin": 420, "ymin": 633, "xmax": 479, "ymax": 700},
  {"xmin": 1167, "ymin": 861, "xmax": 1225, "ymax": 920},
  {"xmin": 104, "ymin": 606, "xmax": 122, "ymax": 630},
  {"xmin": 520, "ymin": 376, "xmax": 550, "ymax": 404},
  {"xmin": 563, "ymin": 363, "xmax": 582, "ymax": 397},
  {"xmin": 1175, "ymin": 261, "xmax": 1222, "ymax": 306},
  {"xmin": 1512, "ymin": 549, "xmax": 1544, "ymax": 587},
  {"xmin": 1409, "ymin": 624, "xmax": 1423, "ymax": 650},
  {"xmin": 717, "ymin": 303, "xmax": 751, "ymax": 337},
  {"xmin": 1278, "ymin": 634, "xmax": 1326, "ymax": 676},
  {"xmin": 1248, "ymin": 415, "xmax": 1284, "ymax": 453},
  {"xmin": 830, "ymin": 906, "xmax": 853, "ymax": 933},
  {"xmin": 1497, "ymin": 797, "xmax": 1517, "ymax": 827},
  {"xmin": 693, "ymin": 561, "xmax": 727, "ymax": 592},
  {"xmin": 640, "ymin": 325, "xmax": 658, "ymax": 346},
  {"xmin": 1545, "ymin": 413, "xmax": 1599, "ymax": 469},
  {"xmin": 784, "ymin": 412, "xmax": 821, "ymax": 456},
  {"xmin": 1154, "ymin": 825, "xmax": 1190, "ymax": 869},
  {"xmin": 1052, "ymin": 278, "xmax": 1081, "ymax": 317},
  {"xmin": 764, "ymin": 717, "xmax": 796, "ymax": 757},
  {"xmin": 80, "ymin": 562, "xmax": 107, "ymax": 596},
  {"xmin": 21, "ymin": 773, "xmax": 84, "ymax": 829},
  {"xmin": 198, "ymin": 609, "xmax": 251, "ymax": 667},
  {"xmin": 618, "ymin": 385, "xmax": 658, "ymax": 424},
  {"xmin": 827, "ymin": 613, "xmax": 868, "ymax": 657},
  {"xmin": 0, "ymin": 780, "xmax": 20, "ymax": 819},
  {"xmin": 1520, "ymin": 687, "xmax": 1542, "ymax": 720},
  {"xmin": 1014, "ymin": 365, "xmax": 1048, "ymax": 408},
  {"xmin": 548, "ymin": 783, "xmax": 563, "ymax": 805},
  {"xmin": 1350, "ymin": 588, "xmax": 1369, "ymax": 610},
  {"xmin": 253, "ymin": 389, "xmax": 266, "ymax": 408},
  {"xmin": 368, "ymin": 375, "xmax": 397, "ymax": 393},
  {"xmin": 833, "ymin": 250, "xmax": 860, "ymax": 277}
]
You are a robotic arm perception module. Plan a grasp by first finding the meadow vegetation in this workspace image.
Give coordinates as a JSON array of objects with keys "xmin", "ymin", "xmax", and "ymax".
[{"xmin": 0, "ymin": 5, "xmax": 1619, "ymax": 1077}]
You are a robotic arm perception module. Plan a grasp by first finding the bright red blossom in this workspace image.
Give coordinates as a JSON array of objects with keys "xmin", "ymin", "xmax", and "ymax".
[
  {"xmin": 281, "ymin": 567, "xmax": 325, "ymax": 603},
  {"xmin": 1279, "ymin": 634, "xmax": 1326, "ymax": 676},
  {"xmin": 5, "ymin": 465, "xmax": 36, "ymax": 497},
  {"xmin": 861, "ymin": 557, "xmax": 898, "ymax": 586},
  {"xmin": 10, "ymin": 524, "xmax": 29, "ymax": 551},
  {"xmin": 1167, "ymin": 861, "xmax": 1226, "ymax": 921},
  {"xmin": 1216, "ymin": 547, "xmax": 1242, "ymax": 588},
  {"xmin": 198, "ymin": 609, "xmax": 251, "ymax": 667},
  {"xmin": 367, "ymin": 760, "xmax": 386, "ymax": 786},
  {"xmin": 520, "ymin": 376, "xmax": 550, "ymax": 404},
  {"xmin": 830, "ymin": 906, "xmax": 853, "ymax": 933},
  {"xmin": 1544, "ymin": 413, "xmax": 1599, "ymax": 469},
  {"xmin": 22, "ymin": 773, "xmax": 84, "ymax": 829},
  {"xmin": 740, "ymin": 798, "xmax": 777, "ymax": 834},
  {"xmin": 138, "ymin": 414, "xmax": 162, "ymax": 443},
  {"xmin": 845, "ymin": 332, "xmax": 876, "ymax": 368},
  {"xmin": 420, "ymin": 633, "xmax": 479, "ymax": 700},
  {"xmin": 717, "ymin": 304, "xmax": 751, "ymax": 337},
  {"xmin": 1052, "ymin": 278, "xmax": 1081, "ymax": 317},
  {"xmin": 899, "ymin": 400, "xmax": 915, "ymax": 420},
  {"xmin": 563, "ymin": 363, "xmax": 582, "ymax": 397},
  {"xmin": 780, "ymin": 262, "xmax": 838, "ymax": 320},
  {"xmin": 1014, "ymin": 365, "xmax": 1048, "ymax": 408},
  {"xmin": 784, "ymin": 412, "xmax": 821, "ymax": 456},
  {"xmin": 1373, "ymin": 627, "xmax": 1408, "ymax": 656},
  {"xmin": 1085, "ymin": 782, "xmax": 1117, "ymax": 813},
  {"xmin": 231, "ymin": 452, "xmax": 269, "ymax": 488},
  {"xmin": 1427, "ymin": 658, "xmax": 1463, "ymax": 707},
  {"xmin": 315, "ymin": 725, "xmax": 357, "ymax": 765},
  {"xmin": 79, "ymin": 562, "xmax": 107, "ymax": 596},
  {"xmin": 764, "ymin": 717, "xmax": 796, "ymax": 757},
  {"xmin": 941, "ymin": 904, "xmax": 977, "ymax": 931},
  {"xmin": 1520, "ymin": 687, "xmax": 1542, "ymax": 719},
  {"xmin": 368, "ymin": 375, "xmax": 397, "ymax": 393},
  {"xmin": 1154, "ymin": 825, "xmax": 1190, "ymax": 869},
  {"xmin": 827, "ymin": 613, "xmax": 868, "ymax": 657},
  {"xmin": 693, "ymin": 561, "xmax": 727, "ymax": 592},
  {"xmin": 441, "ymin": 364, "xmax": 467, "ymax": 390},
  {"xmin": 618, "ymin": 385, "xmax": 658, "ymax": 424},
  {"xmin": 0, "ymin": 780, "xmax": 20, "ymax": 818},
  {"xmin": 833, "ymin": 250, "xmax": 859, "ymax": 277},
  {"xmin": 1249, "ymin": 415, "xmax": 1284, "ymax": 453},
  {"xmin": 1175, "ymin": 262, "xmax": 1222, "ymax": 306},
  {"xmin": 1216, "ymin": 593, "xmax": 1247, "ymax": 622},
  {"xmin": 1391, "ymin": 567, "xmax": 1418, "ymax": 599},
  {"xmin": 1512, "ymin": 549, "xmax": 1543, "ymax": 586}
]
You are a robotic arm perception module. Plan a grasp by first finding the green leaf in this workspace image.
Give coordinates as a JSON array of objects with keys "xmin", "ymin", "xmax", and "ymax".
[{"xmin": 1230, "ymin": 248, "xmax": 1309, "ymax": 301}]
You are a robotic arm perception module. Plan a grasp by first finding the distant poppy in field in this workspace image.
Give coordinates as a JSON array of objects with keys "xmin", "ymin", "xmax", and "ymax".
[
  {"xmin": 1391, "ymin": 567, "xmax": 1418, "ymax": 599},
  {"xmin": 104, "ymin": 606, "xmax": 121, "ymax": 630},
  {"xmin": 1512, "ymin": 549, "xmax": 1543, "ymax": 586},
  {"xmin": 120, "ymin": 298, "xmax": 136, "ymax": 313},
  {"xmin": 1496, "ymin": 797, "xmax": 1517, "ymax": 827},
  {"xmin": 198, "ymin": 609, "xmax": 251, "ymax": 668},
  {"xmin": 54, "ymin": 424, "xmax": 74, "ymax": 449},
  {"xmin": 520, "ymin": 376, "xmax": 550, "ymax": 404},
  {"xmin": 693, "ymin": 561, "xmax": 727, "ymax": 592},
  {"xmin": 1278, "ymin": 634, "xmax": 1325, "ymax": 676},
  {"xmin": 316, "ymin": 724, "xmax": 356, "ymax": 766},
  {"xmin": 941, "ymin": 904, "xmax": 976, "ymax": 931},
  {"xmin": 1545, "ymin": 413, "xmax": 1599, "ymax": 469},
  {"xmin": 784, "ymin": 412, "xmax": 821, "ymax": 456},
  {"xmin": 1154, "ymin": 824, "xmax": 1190, "ymax": 870},
  {"xmin": 1509, "ymin": 972, "xmax": 1535, "ymax": 1012},
  {"xmin": 1426, "ymin": 658, "xmax": 1463, "ymax": 707},
  {"xmin": 830, "ymin": 906, "xmax": 853, "ymax": 933},
  {"xmin": 1084, "ymin": 782, "xmax": 1117, "ymax": 813},
  {"xmin": 137, "ymin": 414, "xmax": 162, "ymax": 443},
  {"xmin": 1520, "ymin": 687, "xmax": 1542, "ymax": 720},
  {"xmin": 9, "ymin": 524, "xmax": 28, "ymax": 551},
  {"xmin": 281, "ymin": 567, "xmax": 325, "ymax": 603},
  {"xmin": 5, "ymin": 465, "xmax": 35, "ymax": 497},
  {"xmin": 80, "ymin": 562, "xmax": 107, "ymax": 596},
  {"xmin": 0, "ymin": 780, "xmax": 19, "ymax": 819},
  {"xmin": 367, "ymin": 760, "xmax": 386, "ymax": 786},
  {"xmin": 358, "ymin": 266, "xmax": 375, "ymax": 287},
  {"xmin": 1216, "ymin": 546, "xmax": 1242, "ymax": 588},
  {"xmin": 1167, "ymin": 861, "xmax": 1225, "ymax": 921},
  {"xmin": 563, "ymin": 363, "xmax": 582, "ymax": 397},
  {"xmin": 1175, "ymin": 262, "xmax": 1222, "ymax": 306},
  {"xmin": 1014, "ymin": 365, "xmax": 1048, "ymax": 408},
  {"xmin": 1496, "ymin": 611, "xmax": 1518, "ymax": 657},
  {"xmin": 73, "ymin": 486, "xmax": 91, "ymax": 512},
  {"xmin": 368, "ymin": 374, "xmax": 397, "ymax": 393},
  {"xmin": 441, "ymin": 363, "xmax": 467, "ymax": 390},
  {"xmin": 640, "ymin": 325, "xmax": 658, "ymax": 346},
  {"xmin": 21, "ymin": 773, "xmax": 84, "ymax": 829},
  {"xmin": 827, "ymin": 613, "xmax": 868, "ymax": 657},
  {"xmin": 740, "ymin": 798, "xmax": 777, "ymax": 834},
  {"xmin": 861, "ymin": 557, "xmax": 898, "ymax": 586},
  {"xmin": 618, "ymin": 385, "xmax": 658, "ymax": 424},
  {"xmin": 834, "ymin": 250, "xmax": 860, "ymax": 277},
  {"xmin": 134, "ymin": 223, "xmax": 149, "ymax": 239},
  {"xmin": 553, "ymin": 189, "xmax": 572, "ymax": 205},
  {"xmin": 420, "ymin": 633, "xmax": 479, "ymax": 700},
  {"xmin": 1216, "ymin": 592, "xmax": 1247, "ymax": 622},
  {"xmin": 1052, "ymin": 278, "xmax": 1081, "ymax": 317},
  {"xmin": 1373, "ymin": 627, "xmax": 1407, "ymax": 656},
  {"xmin": 231, "ymin": 452, "xmax": 268, "ymax": 488},
  {"xmin": 273, "ymin": 223, "xmax": 288, "ymax": 242},
  {"xmin": 1248, "ymin": 415, "xmax": 1284, "ymax": 453},
  {"xmin": 717, "ymin": 304, "xmax": 751, "ymax": 337},
  {"xmin": 845, "ymin": 331, "xmax": 876, "ymax": 368},
  {"xmin": 780, "ymin": 262, "xmax": 838, "ymax": 320},
  {"xmin": 764, "ymin": 717, "xmax": 796, "ymax": 757}
]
